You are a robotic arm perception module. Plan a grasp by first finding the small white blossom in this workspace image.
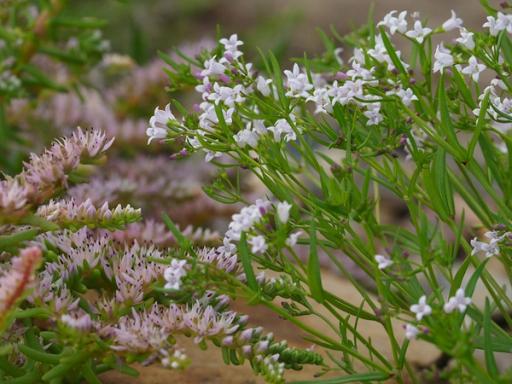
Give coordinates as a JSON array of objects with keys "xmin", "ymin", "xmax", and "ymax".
[
  {"xmin": 249, "ymin": 235, "xmax": 268, "ymax": 254},
  {"xmin": 164, "ymin": 259, "xmax": 188, "ymax": 290},
  {"xmin": 205, "ymin": 150, "xmax": 222, "ymax": 163},
  {"xmin": 187, "ymin": 136, "xmax": 202, "ymax": 149},
  {"xmin": 404, "ymin": 323, "xmax": 419, "ymax": 340},
  {"xmin": 224, "ymin": 200, "xmax": 269, "ymax": 243},
  {"xmin": 201, "ymin": 57, "xmax": 226, "ymax": 77},
  {"xmin": 444, "ymin": 288, "xmax": 471, "ymax": 313},
  {"xmin": 470, "ymin": 231, "xmax": 509, "ymax": 258},
  {"xmin": 208, "ymin": 83, "xmax": 245, "ymax": 107},
  {"xmin": 396, "ymin": 88, "xmax": 418, "ymax": 106},
  {"xmin": 442, "ymin": 10, "xmax": 463, "ymax": 31},
  {"xmin": 483, "ymin": 12, "xmax": 512, "ymax": 36},
  {"xmin": 220, "ymin": 34, "xmax": 244, "ymax": 60},
  {"xmin": 268, "ymin": 119, "xmax": 296, "ymax": 142},
  {"xmin": 374, "ymin": 254, "xmax": 393, "ymax": 270},
  {"xmin": 405, "ymin": 20, "xmax": 432, "ymax": 44},
  {"xmin": 146, "ymin": 104, "xmax": 174, "ymax": 143},
  {"xmin": 456, "ymin": 28, "xmax": 475, "ymax": 50},
  {"xmin": 346, "ymin": 62, "xmax": 374, "ymax": 81},
  {"xmin": 195, "ymin": 77, "xmax": 212, "ymax": 99},
  {"xmin": 234, "ymin": 127, "xmax": 259, "ymax": 148},
  {"xmin": 252, "ymin": 120, "xmax": 268, "ymax": 135},
  {"xmin": 460, "ymin": 56, "xmax": 486, "ymax": 82},
  {"xmin": 378, "ymin": 10, "xmax": 408, "ymax": 35},
  {"xmin": 307, "ymin": 87, "xmax": 331, "ymax": 114},
  {"xmin": 256, "ymin": 76, "xmax": 272, "ymax": 96},
  {"xmin": 285, "ymin": 231, "xmax": 303, "ymax": 247},
  {"xmin": 276, "ymin": 201, "xmax": 292, "ymax": 224},
  {"xmin": 284, "ymin": 64, "xmax": 313, "ymax": 98},
  {"xmin": 364, "ymin": 103, "xmax": 383, "ymax": 126},
  {"xmin": 410, "ymin": 295, "xmax": 432, "ymax": 321},
  {"xmin": 433, "ymin": 43, "xmax": 454, "ymax": 74}
]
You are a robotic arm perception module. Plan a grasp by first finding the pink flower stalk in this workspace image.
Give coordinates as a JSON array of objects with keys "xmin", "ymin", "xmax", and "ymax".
[
  {"xmin": 23, "ymin": 128, "xmax": 114, "ymax": 196},
  {"xmin": 0, "ymin": 128, "xmax": 114, "ymax": 224},
  {"xmin": 0, "ymin": 246, "xmax": 42, "ymax": 327}
]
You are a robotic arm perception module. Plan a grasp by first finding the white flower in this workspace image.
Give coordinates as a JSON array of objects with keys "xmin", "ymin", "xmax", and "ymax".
[
  {"xmin": 146, "ymin": 104, "xmax": 174, "ymax": 143},
  {"xmin": 367, "ymin": 35, "xmax": 388, "ymax": 63},
  {"xmin": 284, "ymin": 64, "xmax": 313, "ymax": 98},
  {"xmin": 285, "ymin": 231, "xmax": 303, "ymax": 247},
  {"xmin": 201, "ymin": 57, "xmax": 226, "ymax": 77},
  {"xmin": 234, "ymin": 127, "xmax": 259, "ymax": 148},
  {"xmin": 444, "ymin": 288, "xmax": 471, "ymax": 313},
  {"xmin": 483, "ymin": 12, "xmax": 512, "ymax": 36},
  {"xmin": 404, "ymin": 323, "xmax": 419, "ymax": 340},
  {"xmin": 442, "ymin": 10, "xmax": 463, "ymax": 31},
  {"xmin": 374, "ymin": 254, "xmax": 393, "ymax": 270},
  {"xmin": 346, "ymin": 62, "xmax": 374, "ymax": 81},
  {"xmin": 351, "ymin": 48, "xmax": 366, "ymax": 65},
  {"xmin": 276, "ymin": 201, "xmax": 292, "ymax": 224},
  {"xmin": 405, "ymin": 20, "xmax": 432, "ymax": 44},
  {"xmin": 220, "ymin": 34, "xmax": 244, "ymax": 60},
  {"xmin": 268, "ymin": 119, "xmax": 296, "ymax": 142},
  {"xmin": 256, "ymin": 76, "xmax": 272, "ymax": 96},
  {"xmin": 470, "ymin": 231, "xmax": 509, "ymax": 257},
  {"xmin": 249, "ymin": 235, "xmax": 268, "ymax": 254},
  {"xmin": 187, "ymin": 136, "xmax": 202, "ymax": 149},
  {"xmin": 410, "ymin": 295, "xmax": 432, "ymax": 321},
  {"xmin": 146, "ymin": 127, "xmax": 167, "ymax": 144},
  {"xmin": 460, "ymin": 56, "xmax": 486, "ymax": 82},
  {"xmin": 471, "ymin": 238, "xmax": 500, "ymax": 257},
  {"xmin": 456, "ymin": 27, "xmax": 475, "ymax": 50},
  {"xmin": 364, "ymin": 103, "xmax": 383, "ymax": 125},
  {"xmin": 195, "ymin": 77, "xmax": 212, "ymax": 99},
  {"xmin": 208, "ymin": 83, "xmax": 245, "ymax": 107},
  {"xmin": 164, "ymin": 259, "xmax": 188, "ymax": 290},
  {"xmin": 307, "ymin": 87, "xmax": 331, "ymax": 114},
  {"xmin": 378, "ymin": 10, "xmax": 408, "ymax": 35},
  {"xmin": 252, "ymin": 120, "xmax": 268, "ymax": 135},
  {"xmin": 396, "ymin": 88, "xmax": 418, "ymax": 106},
  {"xmin": 224, "ymin": 201, "xmax": 268, "ymax": 242},
  {"xmin": 433, "ymin": 43, "xmax": 454, "ymax": 74},
  {"xmin": 205, "ymin": 150, "xmax": 222, "ymax": 163}
]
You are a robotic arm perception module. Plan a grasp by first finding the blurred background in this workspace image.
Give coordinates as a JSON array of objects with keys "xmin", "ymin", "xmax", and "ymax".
[{"xmin": 69, "ymin": 0, "xmax": 492, "ymax": 64}]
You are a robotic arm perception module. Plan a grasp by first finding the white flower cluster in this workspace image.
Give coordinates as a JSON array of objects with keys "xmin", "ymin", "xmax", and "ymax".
[
  {"xmin": 470, "ymin": 230, "xmax": 509, "ymax": 258},
  {"xmin": 405, "ymin": 288, "xmax": 472, "ymax": 341},
  {"xmin": 164, "ymin": 259, "xmax": 188, "ymax": 290}
]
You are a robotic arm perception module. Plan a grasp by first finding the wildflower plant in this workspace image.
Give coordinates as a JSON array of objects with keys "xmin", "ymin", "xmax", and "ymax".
[{"xmin": 148, "ymin": 1, "xmax": 512, "ymax": 382}]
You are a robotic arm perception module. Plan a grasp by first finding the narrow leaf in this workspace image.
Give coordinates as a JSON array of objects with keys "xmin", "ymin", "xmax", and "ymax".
[
  {"xmin": 308, "ymin": 220, "xmax": 324, "ymax": 303},
  {"xmin": 238, "ymin": 232, "xmax": 259, "ymax": 292}
]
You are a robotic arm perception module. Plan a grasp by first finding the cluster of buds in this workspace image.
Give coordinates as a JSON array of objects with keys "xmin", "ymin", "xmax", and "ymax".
[{"xmin": 36, "ymin": 198, "xmax": 141, "ymax": 231}]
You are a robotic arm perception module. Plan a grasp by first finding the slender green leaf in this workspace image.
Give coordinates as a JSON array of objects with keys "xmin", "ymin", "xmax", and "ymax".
[
  {"xmin": 238, "ymin": 232, "xmax": 259, "ymax": 292},
  {"xmin": 292, "ymin": 371, "xmax": 390, "ymax": 383},
  {"xmin": 308, "ymin": 220, "xmax": 324, "ymax": 303},
  {"xmin": 483, "ymin": 298, "xmax": 499, "ymax": 378}
]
